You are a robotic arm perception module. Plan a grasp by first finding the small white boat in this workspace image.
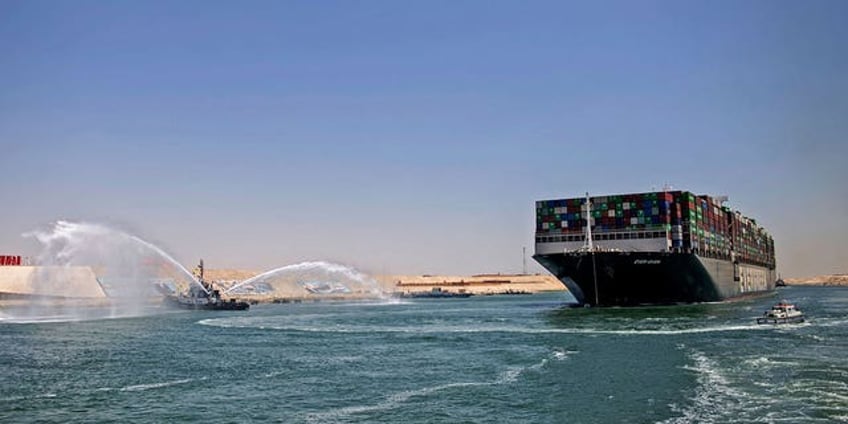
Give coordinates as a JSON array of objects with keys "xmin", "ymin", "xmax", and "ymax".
[{"xmin": 757, "ymin": 301, "xmax": 804, "ymax": 324}]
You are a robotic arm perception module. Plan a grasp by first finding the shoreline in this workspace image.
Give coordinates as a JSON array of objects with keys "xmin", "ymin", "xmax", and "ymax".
[{"xmin": 783, "ymin": 274, "xmax": 848, "ymax": 287}]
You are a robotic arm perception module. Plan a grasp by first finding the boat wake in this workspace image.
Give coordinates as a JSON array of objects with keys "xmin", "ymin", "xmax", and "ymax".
[
  {"xmin": 118, "ymin": 378, "xmax": 196, "ymax": 392},
  {"xmin": 0, "ymin": 377, "xmax": 205, "ymax": 405},
  {"xmin": 658, "ymin": 347, "xmax": 848, "ymax": 424},
  {"xmin": 198, "ymin": 315, "xmax": 781, "ymax": 336},
  {"xmin": 0, "ymin": 307, "xmax": 167, "ymax": 324},
  {"xmin": 303, "ymin": 349, "xmax": 567, "ymax": 422},
  {"xmin": 659, "ymin": 348, "xmax": 774, "ymax": 424}
]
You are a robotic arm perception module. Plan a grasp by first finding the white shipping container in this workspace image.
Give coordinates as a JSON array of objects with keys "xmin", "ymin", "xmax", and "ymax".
[
  {"xmin": 623, "ymin": 203, "xmax": 631, "ymax": 210},
  {"xmin": 608, "ymin": 210, "xmax": 616, "ymax": 217},
  {"xmin": 561, "ymin": 221, "xmax": 568, "ymax": 228},
  {"xmin": 630, "ymin": 217, "xmax": 639, "ymax": 225}
]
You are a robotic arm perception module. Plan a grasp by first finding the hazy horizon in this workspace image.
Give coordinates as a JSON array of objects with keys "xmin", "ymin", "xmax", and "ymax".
[{"xmin": 2, "ymin": 1, "xmax": 846, "ymax": 278}]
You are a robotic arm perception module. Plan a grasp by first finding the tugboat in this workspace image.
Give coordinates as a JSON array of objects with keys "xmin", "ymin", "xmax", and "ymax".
[
  {"xmin": 163, "ymin": 260, "xmax": 249, "ymax": 311},
  {"xmin": 401, "ymin": 287, "xmax": 474, "ymax": 299},
  {"xmin": 757, "ymin": 300, "xmax": 804, "ymax": 324}
]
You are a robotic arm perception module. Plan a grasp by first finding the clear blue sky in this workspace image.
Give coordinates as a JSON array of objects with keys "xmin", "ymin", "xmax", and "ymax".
[{"xmin": 1, "ymin": 0, "xmax": 846, "ymax": 277}]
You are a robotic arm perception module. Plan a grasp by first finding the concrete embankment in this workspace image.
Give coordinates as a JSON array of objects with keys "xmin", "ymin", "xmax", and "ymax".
[{"xmin": 0, "ymin": 266, "xmax": 106, "ymax": 299}]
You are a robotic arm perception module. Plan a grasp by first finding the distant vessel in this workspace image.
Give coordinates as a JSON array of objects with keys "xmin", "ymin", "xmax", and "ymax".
[
  {"xmin": 757, "ymin": 301, "xmax": 804, "ymax": 324},
  {"xmin": 161, "ymin": 260, "xmax": 249, "ymax": 311},
  {"xmin": 401, "ymin": 288, "xmax": 473, "ymax": 298},
  {"xmin": 534, "ymin": 190, "xmax": 777, "ymax": 306}
]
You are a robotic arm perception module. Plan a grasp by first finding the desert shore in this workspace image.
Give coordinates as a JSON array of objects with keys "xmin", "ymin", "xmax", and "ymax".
[
  {"xmin": 0, "ymin": 266, "xmax": 566, "ymax": 304},
  {"xmin": 204, "ymin": 269, "xmax": 567, "ymax": 301},
  {"xmin": 374, "ymin": 273, "xmax": 566, "ymax": 295},
  {"xmin": 784, "ymin": 274, "xmax": 848, "ymax": 287}
]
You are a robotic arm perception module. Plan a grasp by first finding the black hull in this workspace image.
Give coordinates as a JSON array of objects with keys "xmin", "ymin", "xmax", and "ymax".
[
  {"xmin": 164, "ymin": 297, "xmax": 250, "ymax": 311},
  {"xmin": 401, "ymin": 292, "xmax": 473, "ymax": 299},
  {"xmin": 533, "ymin": 251, "xmax": 775, "ymax": 306}
]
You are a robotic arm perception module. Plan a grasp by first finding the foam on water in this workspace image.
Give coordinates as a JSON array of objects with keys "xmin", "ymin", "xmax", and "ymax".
[
  {"xmin": 198, "ymin": 315, "xmax": 778, "ymax": 336},
  {"xmin": 659, "ymin": 349, "xmax": 768, "ymax": 424},
  {"xmin": 0, "ymin": 315, "xmax": 91, "ymax": 324},
  {"xmin": 0, "ymin": 377, "xmax": 204, "ymax": 405},
  {"xmin": 658, "ymin": 343, "xmax": 848, "ymax": 424},
  {"xmin": 0, "ymin": 392, "xmax": 58, "ymax": 403},
  {"xmin": 304, "ymin": 351, "xmax": 554, "ymax": 422},
  {"xmin": 119, "ymin": 378, "xmax": 195, "ymax": 392},
  {"xmin": 742, "ymin": 356, "xmax": 801, "ymax": 369},
  {"xmin": 304, "ymin": 380, "xmax": 487, "ymax": 421}
]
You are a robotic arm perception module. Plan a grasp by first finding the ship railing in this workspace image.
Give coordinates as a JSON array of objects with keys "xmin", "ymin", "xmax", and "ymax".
[{"xmin": 537, "ymin": 226, "xmax": 671, "ymax": 244}]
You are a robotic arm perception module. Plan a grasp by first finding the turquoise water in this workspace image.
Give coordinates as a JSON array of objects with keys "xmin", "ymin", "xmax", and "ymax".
[{"xmin": 2, "ymin": 286, "xmax": 847, "ymax": 423}]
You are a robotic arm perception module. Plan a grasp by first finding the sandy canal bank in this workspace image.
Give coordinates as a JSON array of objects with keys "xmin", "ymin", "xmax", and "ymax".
[
  {"xmin": 374, "ymin": 273, "xmax": 566, "ymax": 296},
  {"xmin": 204, "ymin": 269, "xmax": 566, "ymax": 302},
  {"xmin": 0, "ymin": 266, "xmax": 565, "ymax": 304},
  {"xmin": 784, "ymin": 274, "xmax": 848, "ymax": 287}
]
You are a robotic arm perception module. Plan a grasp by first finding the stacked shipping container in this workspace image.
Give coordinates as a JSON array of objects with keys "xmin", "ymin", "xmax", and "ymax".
[
  {"xmin": 536, "ymin": 191, "xmax": 674, "ymax": 236},
  {"xmin": 730, "ymin": 212, "xmax": 776, "ymax": 268},
  {"xmin": 536, "ymin": 191, "xmax": 775, "ymax": 268}
]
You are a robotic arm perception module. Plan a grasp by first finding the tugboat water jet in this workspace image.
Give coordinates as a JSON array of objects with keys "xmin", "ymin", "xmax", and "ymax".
[{"xmin": 161, "ymin": 260, "xmax": 249, "ymax": 311}]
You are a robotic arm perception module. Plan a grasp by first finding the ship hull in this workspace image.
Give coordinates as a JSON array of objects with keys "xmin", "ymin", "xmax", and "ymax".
[
  {"xmin": 533, "ymin": 251, "xmax": 775, "ymax": 306},
  {"xmin": 163, "ymin": 296, "xmax": 250, "ymax": 311}
]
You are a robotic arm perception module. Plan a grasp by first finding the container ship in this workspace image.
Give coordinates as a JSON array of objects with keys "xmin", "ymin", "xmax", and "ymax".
[{"xmin": 533, "ymin": 191, "xmax": 776, "ymax": 306}]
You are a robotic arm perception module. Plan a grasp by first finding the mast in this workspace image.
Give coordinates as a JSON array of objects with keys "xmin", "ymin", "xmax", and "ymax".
[
  {"xmin": 585, "ymin": 192, "xmax": 594, "ymax": 251},
  {"xmin": 523, "ymin": 246, "xmax": 527, "ymax": 275},
  {"xmin": 586, "ymin": 192, "xmax": 599, "ymax": 306}
]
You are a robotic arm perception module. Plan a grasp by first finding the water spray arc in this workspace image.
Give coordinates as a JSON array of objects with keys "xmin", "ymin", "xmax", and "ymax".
[
  {"xmin": 224, "ymin": 261, "xmax": 383, "ymax": 296},
  {"xmin": 27, "ymin": 221, "xmax": 207, "ymax": 294},
  {"xmin": 127, "ymin": 235, "xmax": 207, "ymax": 294}
]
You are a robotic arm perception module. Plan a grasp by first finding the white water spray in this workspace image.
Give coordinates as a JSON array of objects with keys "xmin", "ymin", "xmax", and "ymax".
[
  {"xmin": 224, "ymin": 261, "xmax": 383, "ymax": 297},
  {"xmin": 4, "ymin": 221, "xmax": 207, "ymax": 321},
  {"xmin": 26, "ymin": 221, "xmax": 203, "ymax": 291}
]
